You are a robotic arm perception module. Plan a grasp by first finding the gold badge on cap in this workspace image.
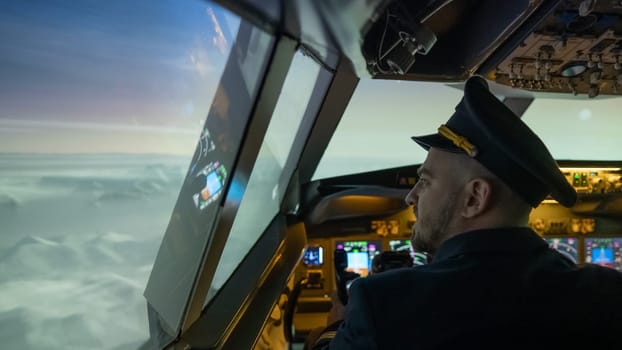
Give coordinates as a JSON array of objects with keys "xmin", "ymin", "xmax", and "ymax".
[{"xmin": 438, "ymin": 124, "xmax": 478, "ymax": 157}]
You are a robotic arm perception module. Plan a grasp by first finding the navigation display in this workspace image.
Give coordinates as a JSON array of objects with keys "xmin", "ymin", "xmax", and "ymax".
[
  {"xmin": 335, "ymin": 240, "xmax": 381, "ymax": 277},
  {"xmin": 584, "ymin": 238, "xmax": 622, "ymax": 271},
  {"xmin": 545, "ymin": 237, "xmax": 578, "ymax": 264},
  {"xmin": 303, "ymin": 246, "xmax": 323, "ymax": 266},
  {"xmin": 191, "ymin": 161, "xmax": 227, "ymax": 210}
]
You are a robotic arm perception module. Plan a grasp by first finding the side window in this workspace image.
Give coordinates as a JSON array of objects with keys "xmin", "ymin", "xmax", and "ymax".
[
  {"xmin": 144, "ymin": 15, "xmax": 275, "ymax": 346},
  {"xmin": 0, "ymin": 1, "xmax": 240, "ymax": 349},
  {"xmin": 205, "ymin": 50, "xmax": 330, "ymax": 303}
]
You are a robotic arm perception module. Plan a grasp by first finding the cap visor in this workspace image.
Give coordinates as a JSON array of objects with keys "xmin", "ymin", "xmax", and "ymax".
[
  {"xmin": 411, "ymin": 133, "xmax": 462, "ymax": 153},
  {"xmin": 550, "ymin": 180, "xmax": 578, "ymax": 207}
]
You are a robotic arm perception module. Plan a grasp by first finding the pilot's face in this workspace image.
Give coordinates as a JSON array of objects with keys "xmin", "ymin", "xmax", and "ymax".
[{"xmin": 405, "ymin": 148, "xmax": 464, "ymax": 255}]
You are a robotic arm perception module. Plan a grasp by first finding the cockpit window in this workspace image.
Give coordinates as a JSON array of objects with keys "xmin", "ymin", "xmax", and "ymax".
[
  {"xmin": 314, "ymin": 79, "xmax": 463, "ymax": 179},
  {"xmin": 314, "ymin": 79, "xmax": 622, "ymax": 180},
  {"xmin": 0, "ymin": 0, "xmax": 238, "ymax": 348},
  {"xmin": 521, "ymin": 96, "xmax": 622, "ymax": 160}
]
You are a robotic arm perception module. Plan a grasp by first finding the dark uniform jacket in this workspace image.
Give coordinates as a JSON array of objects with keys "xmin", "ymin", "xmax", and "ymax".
[{"xmin": 319, "ymin": 227, "xmax": 622, "ymax": 349}]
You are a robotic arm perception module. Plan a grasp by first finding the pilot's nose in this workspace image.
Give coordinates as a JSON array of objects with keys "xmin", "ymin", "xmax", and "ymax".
[{"xmin": 405, "ymin": 185, "xmax": 418, "ymax": 207}]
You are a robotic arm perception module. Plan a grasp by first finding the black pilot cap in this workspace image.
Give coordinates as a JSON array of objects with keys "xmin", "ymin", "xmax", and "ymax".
[{"xmin": 411, "ymin": 76, "xmax": 577, "ymax": 208}]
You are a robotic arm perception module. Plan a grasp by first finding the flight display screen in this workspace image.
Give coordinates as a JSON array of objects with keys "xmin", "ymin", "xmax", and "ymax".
[
  {"xmin": 584, "ymin": 238, "xmax": 622, "ymax": 271},
  {"xmin": 545, "ymin": 237, "xmax": 578, "ymax": 264},
  {"xmin": 303, "ymin": 246, "xmax": 323, "ymax": 266},
  {"xmin": 389, "ymin": 239, "xmax": 413, "ymax": 254},
  {"xmin": 335, "ymin": 240, "xmax": 381, "ymax": 277},
  {"xmin": 191, "ymin": 161, "xmax": 227, "ymax": 210}
]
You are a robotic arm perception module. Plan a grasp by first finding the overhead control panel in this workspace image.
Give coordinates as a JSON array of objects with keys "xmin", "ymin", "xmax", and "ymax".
[
  {"xmin": 561, "ymin": 166, "xmax": 622, "ymax": 194},
  {"xmin": 492, "ymin": 0, "xmax": 622, "ymax": 97}
]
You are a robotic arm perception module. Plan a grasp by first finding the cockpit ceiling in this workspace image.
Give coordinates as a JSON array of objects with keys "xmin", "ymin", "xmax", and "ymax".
[{"xmin": 362, "ymin": 0, "xmax": 622, "ymax": 98}]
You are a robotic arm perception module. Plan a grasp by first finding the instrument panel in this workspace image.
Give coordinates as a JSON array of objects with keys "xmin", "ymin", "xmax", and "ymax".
[
  {"xmin": 292, "ymin": 230, "xmax": 622, "ymax": 340},
  {"xmin": 492, "ymin": 1, "xmax": 622, "ymax": 97},
  {"xmin": 294, "ymin": 164, "xmax": 622, "ymax": 340},
  {"xmin": 561, "ymin": 167, "xmax": 622, "ymax": 195}
]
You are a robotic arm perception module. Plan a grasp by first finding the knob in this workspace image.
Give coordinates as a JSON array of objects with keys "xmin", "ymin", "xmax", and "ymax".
[
  {"xmin": 588, "ymin": 84, "xmax": 599, "ymax": 98},
  {"xmin": 590, "ymin": 70, "xmax": 602, "ymax": 84}
]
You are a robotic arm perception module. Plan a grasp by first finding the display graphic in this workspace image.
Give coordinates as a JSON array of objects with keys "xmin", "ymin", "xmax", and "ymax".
[
  {"xmin": 191, "ymin": 161, "xmax": 228, "ymax": 210},
  {"xmin": 335, "ymin": 240, "xmax": 380, "ymax": 277},
  {"xmin": 584, "ymin": 238, "xmax": 622, "ymax": 271},
  {"xmin": 303, "ymin": 246, "xmax": 323, "ymax": 266},
  {"xmin": 188, "ymin": 127, "xmax": 216, "ymax": 177},
  {"xmin": 198, "ymin": 127, "xmax": 216, "ymax": 155},
  {"xmin": 389, "ymin": 239, "xmax": 427, "ymax": 265},
  {"xmin": 545, "ymin": 237, "xmax": 578, "ymax": 264},
  {"xmin": 371, "ymin": 220, "xmax": 399, "ymax": 236}
]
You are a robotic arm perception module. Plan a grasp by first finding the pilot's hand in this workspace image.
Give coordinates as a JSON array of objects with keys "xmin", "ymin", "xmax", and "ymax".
[{"xmin": 327, "ymin": 291, "xmax": 346, "ymax": 325}]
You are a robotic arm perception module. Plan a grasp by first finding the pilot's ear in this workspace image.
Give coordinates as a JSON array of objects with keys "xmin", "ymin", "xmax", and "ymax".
[{"xmin": 461, "ymin": 178, "xmax": 492, "ymax": 218}]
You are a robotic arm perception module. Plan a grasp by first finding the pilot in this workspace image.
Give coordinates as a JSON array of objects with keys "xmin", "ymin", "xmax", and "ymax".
[{"xmin": 311, "ymin": 76, "xmax": 622, "ymax": 349}]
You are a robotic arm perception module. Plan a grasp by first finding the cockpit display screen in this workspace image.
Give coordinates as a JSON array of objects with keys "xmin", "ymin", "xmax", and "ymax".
[
  {"xmin": 389, "ymin": 240, "xmax": 413, "ymax": 254},
  {"xmin": 545, "ymin": 237, "xmax": 578, "ymax": 264},
  {"xmin": 191, "ymin": 161, "xmax": 227, "ymax": 210},
  {"xmin": 303, "ymin": 246, "xmax": 323, "ymax": 266},
  {"xmin": 584, "ymin": 238, "xmax": 622, "ymax": 271},
  {"xmin": 390, "ymin": 239, "xmax": 427, "ymax": 265},
  {"xmin": 335, "ymin": 240, "xmax": 380, "ymax": 277}
]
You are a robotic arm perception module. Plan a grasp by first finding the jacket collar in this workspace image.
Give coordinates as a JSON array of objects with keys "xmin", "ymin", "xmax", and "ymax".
[{"xmin": 432, "ymin": 227, "xmax": 547, "ymax": 262}]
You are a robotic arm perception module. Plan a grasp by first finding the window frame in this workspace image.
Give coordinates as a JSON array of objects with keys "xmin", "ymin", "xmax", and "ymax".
[
  {"xmin": 176, "ymin": 34, "xmax": 299, "ymax": 335},
  {"xmin": 168, "ymin": 55, "xmax": 357, "ymax": 350}
]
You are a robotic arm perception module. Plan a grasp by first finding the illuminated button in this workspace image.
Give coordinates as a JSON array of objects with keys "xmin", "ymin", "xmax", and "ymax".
[{"xmin": 573, "ymin": 172, "xmax": 581, "ymax": 186}]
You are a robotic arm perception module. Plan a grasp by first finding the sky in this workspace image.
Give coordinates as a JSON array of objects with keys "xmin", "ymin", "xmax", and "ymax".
[{"xmin": 0, "ymin": 0, "xmax": 239, "ymax": 155}]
